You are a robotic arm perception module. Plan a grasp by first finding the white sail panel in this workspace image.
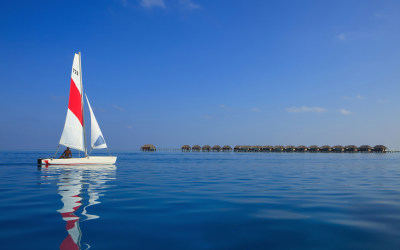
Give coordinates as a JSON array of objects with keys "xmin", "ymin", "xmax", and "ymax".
[
  {"xmin": 59, "ymin": 53, "xmax": 85, "ymax": 151},
  {"xmin": 59, "ymin": 110, "xmax": 84, "ymax": 151},
  {"xmin": 71, "ymin": 53, "xmax": 82, "ymax": 94},
  {"xmin": 85, "ymin": 95, "xmax": 107, "ymax": 149}
]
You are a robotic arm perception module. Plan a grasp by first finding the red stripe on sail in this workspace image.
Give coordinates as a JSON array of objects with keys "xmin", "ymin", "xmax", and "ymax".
[{"xmin": 68, "ymin": 79, "xmax": 83, "ymax": 126}]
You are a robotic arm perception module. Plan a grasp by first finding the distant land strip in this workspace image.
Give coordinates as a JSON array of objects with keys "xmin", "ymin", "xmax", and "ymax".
[{"xmin": 141, "ymin": 144, "xmax": 392, "ymax": 153}]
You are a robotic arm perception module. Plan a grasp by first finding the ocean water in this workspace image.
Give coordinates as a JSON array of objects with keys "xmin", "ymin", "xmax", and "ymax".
[{"xmin": 0, "ymin": 151, "xmax": 400, "ymax": 250}]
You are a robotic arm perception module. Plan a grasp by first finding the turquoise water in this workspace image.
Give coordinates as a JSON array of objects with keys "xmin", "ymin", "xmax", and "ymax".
[{"xmin": 0, "ymin": 151, "xmax": 400, "ymax": 249}]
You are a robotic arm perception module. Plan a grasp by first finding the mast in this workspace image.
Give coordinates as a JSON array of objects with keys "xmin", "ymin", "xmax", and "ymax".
[{"xmin": 79, "ymin": 52, "xmax": 88, "ymax": 157}]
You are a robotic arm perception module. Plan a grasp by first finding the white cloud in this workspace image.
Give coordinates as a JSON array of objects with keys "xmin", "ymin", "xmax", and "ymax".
[
  {"xmin": 179, "ymin": 0, "xmax": 200, "ymax": 10},
  {"xmin": 219, "ymin": 104, "xmax": 226, "ymax": 109},
  {"xmin": 140, "ymin": 0, "xmax": 165, "ymax": 9},
  {"xmin": 126, "ymin": 125, "xmax": 133, "ymax": 129},
  {"xmin": 251, "ymin": 108, "xmax": 262, "ymax": 112},
  {"xmin": 112, "ymin": 104, "xmax": 124, "ymax": 112},
  {"xmin": 336, "ymin": 33, "xmax": 346, "ymax": 41},
  {"xmin": 355, "ymin": 94, "xmax": 363, "ymax": 99},
  {"xmin": 340, "ymin": 109, "xmax": 352, "ymax": 115},
  {"xmin": 286, "ymin": 106, "xmax": 327, "ymax": 113}
]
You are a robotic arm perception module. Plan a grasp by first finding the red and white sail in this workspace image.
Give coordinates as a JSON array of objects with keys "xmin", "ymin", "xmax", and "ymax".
[{"xmin": 59, "ymin": 53, "xmax": 85, "ymax": 152}]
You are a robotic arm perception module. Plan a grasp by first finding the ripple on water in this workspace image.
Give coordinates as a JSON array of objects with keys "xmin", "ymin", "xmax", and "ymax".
[{"xmin": 1, "ymin": 152, "xmax": 400, "ymax": 249}]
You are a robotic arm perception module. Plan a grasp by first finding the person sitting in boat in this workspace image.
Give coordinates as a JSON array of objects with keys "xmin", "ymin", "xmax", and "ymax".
[{"xmin": 59, "ymin": 147, "xmax": 72, "ymax": 159}]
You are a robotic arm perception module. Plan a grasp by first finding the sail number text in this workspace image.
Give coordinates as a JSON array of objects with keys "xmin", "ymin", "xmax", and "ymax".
[{"xmin": 72, "ymin": 68, "xmax": 79, "ymax": 76}]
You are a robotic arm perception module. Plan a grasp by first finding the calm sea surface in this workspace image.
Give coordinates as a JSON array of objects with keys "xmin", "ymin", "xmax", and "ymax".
[{"xmin": 0, "ymin": 151, "xmax": 400, "ymax": 249}]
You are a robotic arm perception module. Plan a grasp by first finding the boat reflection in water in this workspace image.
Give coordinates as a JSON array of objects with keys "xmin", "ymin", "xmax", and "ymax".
[{"xmin": 40, "ymin": 164, "xmax": 116, "ymax": 250}]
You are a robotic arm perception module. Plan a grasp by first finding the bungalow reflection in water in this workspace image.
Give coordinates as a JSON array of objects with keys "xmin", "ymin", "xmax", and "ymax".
[{"xmin": 40, "ymin": 165, "xmax": 116, "ymax": 250}]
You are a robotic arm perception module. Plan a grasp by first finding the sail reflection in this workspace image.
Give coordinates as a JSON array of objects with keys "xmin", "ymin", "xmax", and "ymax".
[{"xmin": 40, "ymin": 165, "xmax": 116, "ymax": 250}]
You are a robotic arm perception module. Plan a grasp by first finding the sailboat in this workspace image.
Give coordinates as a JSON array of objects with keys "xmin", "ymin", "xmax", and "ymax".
[{"xmin": 38, "ymin": 52, "xmax": 117, "ymax": 165}]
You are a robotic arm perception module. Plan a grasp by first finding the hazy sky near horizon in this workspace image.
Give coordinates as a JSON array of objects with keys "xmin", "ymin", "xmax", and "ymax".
[{"xmin": 1, "ymin": 0, "xmax": 400, "ymax": 150}]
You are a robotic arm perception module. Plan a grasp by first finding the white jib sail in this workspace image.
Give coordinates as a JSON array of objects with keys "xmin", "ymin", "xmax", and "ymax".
[
  {"xmin": 85, "ymin": 95, "xmax": 107, "ymax": 149},
  {"xmin": 59, "ymin": 53, "xmax": 85, "ymax": 151}
]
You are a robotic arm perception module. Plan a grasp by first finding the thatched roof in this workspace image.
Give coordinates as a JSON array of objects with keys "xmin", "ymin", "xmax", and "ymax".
[
  {"xmin": 141, "ymin": 144, "xmax": 156, "ymax": 150},
  {"xmin": 359, "ymin": 145, "xmax": 371, "ymax": 150},
  {"xmin": 234, "ymin": 145, "xmax": 241, "ymax": 149},
  {"xmin": 332, "ymin": 145, "xmax": 343, "ymax": 149},
  {"xmin": 309, "ymin": 145, "xmax": 319, "ymax": 149},
  {"xmin": 222, "ymin": 145, "xmax": 232, "ymax": 150},
  {"xmin": 212, "ymin": 145, "xmax": 221, "ymax": 149},
  {"xmin": 181, "ymin": 145, "xmax": 191, "ymax": 149},
  {"xmin": 192, "ymin": 145, "xmax": 201, "ymax": 149},
  {"xmin": 321, "ymin": 145, "xmax": 331, "ymax": 149},
  {"xmin": 345, "ymin": 145, "xmax": 358, "ymax": 149},
  {"xmin": 202, "ymin": 145, "xmax": 211, "ymax": 149},
  {"xmin": 373, "ymin": 145, "xmax": 387, "ymax": 151},
  {"xmin": 297, "ymin": 145, "xmax": 307, "ymax": 149},
  {"xmin": 285, "ymin": 145, "xmax": 295, "ymax": 149},
  {"xmin": 274, "ymin": 145, "xmax": 284, "ymax": 149}
]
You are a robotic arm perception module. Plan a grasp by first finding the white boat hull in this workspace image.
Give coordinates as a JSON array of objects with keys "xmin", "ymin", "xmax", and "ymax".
[{"xmin": 38, "ymin": 156, "xmax": 117, "ymax": 165}]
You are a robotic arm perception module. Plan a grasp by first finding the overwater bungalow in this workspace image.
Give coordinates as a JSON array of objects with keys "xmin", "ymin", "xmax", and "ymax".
[
  {"xmin": 345, "ymin": 145, "xmax": 358, "ymax": 152},
  {"xmin": 141, "ymin": 144, "xmax": 156, "ymax": 151},
  {"xmin": 234, "ymin": 145, "xmax": 250, "ymax": 152},
  {"xmin": 222, "ymin": 145, "xmax": 232, "ymax": 152},
  {"xmin": 261, "ymin": 145, "xmax": 273, "ymax": 152},
  {"xmin": 212, "ymin": 145, "xmax": 221, "ymax": 152},
  {"xmin": 249, "ymin": 146, "xmax": 261, "ymax": 152},
  {"xmin": 372, "ymin": 145, "xmax": 387, "ymax": 152},
  {"xmin": 192, "ymin": 145, "xmax": 201, "ymax": 152},
  {"xmin": 296, "ymin": 145, "xmax": 308, "ymax": 152},
  {"xmin": 181, "ymin": 145, "xmax": 191, "ymax": 152},
  {"xmin": 285, "ymin": 145, "xmax": 296, "ymax": 152},
  {"xmin": 320, "ymin": 145, "xmax": 332, "ymax": 152},
  {"xmin": 273, "ymin": 145, "xmax": 285, "ymax": 152},
  {"xmin": 202, "ymin": 145, "xmax": 211, "ymax": 152},
  {"xmin": 358, "ymin": 145, "xmax": 372, "ymax": 152},
  {"xmin": 332, "ymin": 145, "xmax": 344, "ymax": 152},
  {"xmin": 308, "ymin": 145, "xmax": 320, "ymax": 152}
]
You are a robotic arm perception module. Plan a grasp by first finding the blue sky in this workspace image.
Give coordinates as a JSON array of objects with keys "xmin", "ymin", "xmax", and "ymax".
[{"xmin": 1, "ymin": 0, "xmax": 400, "ymax": 150}]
